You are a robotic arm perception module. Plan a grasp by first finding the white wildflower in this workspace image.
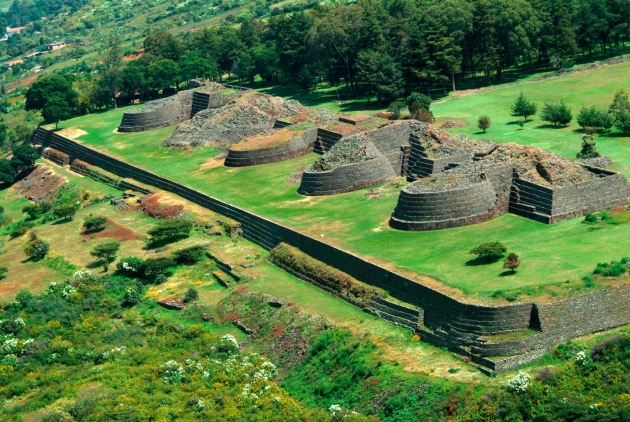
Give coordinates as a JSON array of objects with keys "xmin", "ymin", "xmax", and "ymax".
[{"xmin": 506, "ymin": 371, "xmax": 531, "ymax": 394}]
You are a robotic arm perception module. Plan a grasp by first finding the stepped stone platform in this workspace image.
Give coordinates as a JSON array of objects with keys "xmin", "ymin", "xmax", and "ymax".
[{"xmin": 31, "ymin": 126, "xmax": 630, "ymax": 374}]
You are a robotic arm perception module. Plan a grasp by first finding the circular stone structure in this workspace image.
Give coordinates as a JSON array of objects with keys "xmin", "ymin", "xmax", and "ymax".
[{"xmin": 390, "ymin": 176, "xmax": 498, "ymax": 231}]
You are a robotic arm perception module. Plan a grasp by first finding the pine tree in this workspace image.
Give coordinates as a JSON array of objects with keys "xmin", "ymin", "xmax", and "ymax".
[
  {"xmin": 576, "ymin": 135, "xmax": 601, "ymax": 159},
  {"xmin": 511, "ymin": 92, "xmax": 537, "ymax": 123},
  {"xmin": 556, "ymin": 100, "xmax": 573, "ymax": 126},
  {"xmin": 609, "ymin": 89, "xmax": 630, "ymax": 134}
]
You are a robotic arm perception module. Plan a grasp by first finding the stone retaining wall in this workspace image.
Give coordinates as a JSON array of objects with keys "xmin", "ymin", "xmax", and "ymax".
[
  {"xmin": 118, "ymin": 90, "xmax": 194, "ymax": 132},
  {"xmin": 34, "ymin": 127, "xmax": 630, "ymax": 373},
  {"xmin": 224, "ymin": 128, "xmax": 318, "ymax": 167},
  {"xmin": 298, "ymin": 155, "xmax": 398, "ymax": 196},
  {"xmin": 41, "ymin": 147, "xmax": 70, "ymax": 166}
]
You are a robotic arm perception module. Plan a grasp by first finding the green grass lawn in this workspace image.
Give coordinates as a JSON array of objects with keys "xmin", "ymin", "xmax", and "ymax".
[{"xmin": 55, "ymin": 62, "xmax": 630, "ymax": 301}]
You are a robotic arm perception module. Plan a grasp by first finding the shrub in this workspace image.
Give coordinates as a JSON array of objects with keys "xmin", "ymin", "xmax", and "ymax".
[
  {"xmin": 582, "ymin": 275, "xmax": 595, "ymax": 287},
  {"xmin": 577, "ymin": 105, "xmax": 614, "ymax": 131},
  {"xmin": 24, "ymin": 238, "xmax": 50, "ymax": 260},
  {"xmin": 123, "ymin": 288, "xmax": 140, "ymax": 306},
  {"xmin": 593, "ymin": 259, "xmax": 628, "ymax": 277},
  {"xmin": 576, "ymin": 135, "xmax": 600, "ymax": 159},
  {"xmin": 387, "ymin": 101, "xmax": 404, "ymax": 120},
  {"xmin": 469, "ymin": 242, "xmax": 507, "ymax": 261},
  {"xmin": 143, "ymin": 257, "xmax": 176, "ymax": 277},
  {"xmin": 184, "ymin": 288, "xmax": 198, "ymax": 303},
  {"xmin": 477, "ymin": 115, "xmax": 491, "ymax": 133},
  {"xmin": 83, "ymin": 216, "xmax": 107, "ymax": 232},
  {"xmin": 0, "ymin": 266, "xmax": 7, "ymax": 279},
  {"xmin": 511, "ymin": 92, "xmax": 537, "ymax": 122},
  {"xmin": 147, "ymin": 219, "xmax": 193, "ymax": 243},
  {"xmin": 584, "ymin": 212, "xmax": 598, "ymax": 223},
  {"xmin": 540, "ymin": 101, "xmax": 572, "ymax": 126},
  {"xmin": 22, "ymin": 204, "xmax": 40, "ymax": 220},
  {"xmin": 8, "ymin": 221, "xmax": 33, "ymax": 239},
  {"xmin": 172, "ymin": 245, "xmax": 205, "ymax": 264},
  {"xmin": 116, "ymin": 256, "xmax": 144, "ymax": 276},
  {"xmin": 503, "ymin": 253, "xmax": 520, "ymax": 273}
]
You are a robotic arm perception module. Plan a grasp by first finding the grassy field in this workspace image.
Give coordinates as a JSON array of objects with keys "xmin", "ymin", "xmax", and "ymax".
[{"xmin": 53, "ymin": 61, "xmax": 630, "ymax": 301}]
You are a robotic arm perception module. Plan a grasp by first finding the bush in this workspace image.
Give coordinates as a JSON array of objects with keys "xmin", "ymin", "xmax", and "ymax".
[
  {"xmin": 143, "ymin": 257, "xmax": 176, "ymax": 277},
  {"xmin": 387, "ymin": 101, "xmax": 404, "ymax": 120},
  {"xmin": 584, "ymin": 212, "xmax": 598, "ymax": 223},
  {"xmin": 0, "ymin": 266, "xmax": 7, "ymax": 279},
  {"xmin": 123, "ymin": 288, "xmax": 140, "ymax": 306},
  {"xmin": 172, "ymin": 245, "xmax": 205, "ymax": 264},
  {"xmin": 582, "ymin": 275, "xmax": 595, "ymax": 287},
  {"xmin": 184, "ymin": 288, "xmax": 198, "ymax": 303},
  {"xmin": 576, "ymin": 135, "xmax": 600, "ymax": 159},
  {"xmin": 24, "ymin": 238, "xmax": 50, "ymax": 260},
  {"xmin": 477, "ymin": 115, "xmax": 491, "ymax": 133},
  {"xmin": 116, "ymin": 256, "xmax": 144, "ymax": 276},
  {"xmin": 593, "ymin": 259, "xmax": 628, "ymax": 277},
  {"xmin": 83, "ymin": 216, "xmax": 107, "ymax": 232},
  {"xmin": 469, "ymin": 242, "xmax": 507, "ymax": 261},
  {"xmin": 8, "ymin": 221, "xmax": 33, "ymax": 239},
  {"xmin": 147, "ymin": 219, "xmax": 192, "ymax": 243}
]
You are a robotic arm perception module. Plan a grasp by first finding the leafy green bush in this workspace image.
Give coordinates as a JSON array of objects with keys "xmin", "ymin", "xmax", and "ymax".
[
  {"xmin": 147, "ymin": 219, "xmax": 193, "ymax": 243},
  {"xmin": 584, "ymin": 212, "xmax": 598, "ymax": 223},
  {"xmin": 116, "ymin": 256, "xmax": 144, "ymax": 276},
  {"xmin": 593, "ymin": 258, "xmax": 629, "ymax": 277},
  {"xmin": 184, "ymin": 288, "xmax": 198, "ymax": 303},
  {"xmin": 469, "ymin": 242, "xmax": 507, "ymax": 261},
  {"xmin": 143, "ymin": 257, "xmax": 176, "ymax": 278},
  {"xmin": 8, "ymin": 221, "xmax": 33, "ymax": 239},
  {"xmin": 83, "ymin": 215, "xmax": 107, "ymax": 232},
  {"xmin": 172, "ymin": 245, "xmax": 205, "ymax": 264}
]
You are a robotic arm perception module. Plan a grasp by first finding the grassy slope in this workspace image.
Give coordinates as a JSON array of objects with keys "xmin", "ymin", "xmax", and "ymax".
[{"xmin": 55, "ymin": 62, "xmax": 630, "ymax": 300}]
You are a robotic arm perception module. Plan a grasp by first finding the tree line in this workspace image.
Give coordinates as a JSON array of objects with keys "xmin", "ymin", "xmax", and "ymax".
[{"xmin": 24, "ymin": 0, "xmax": 630, "ymax": 123}]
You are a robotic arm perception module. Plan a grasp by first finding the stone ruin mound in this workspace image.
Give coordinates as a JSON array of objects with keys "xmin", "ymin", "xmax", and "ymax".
[
  {"xmin": 163, "ymin": 91, "xmax": 307, "ymax": 148},
  {"xmin": 309, "ymin": 133, "xmax": 380, "ymax": 172},
  {"xmin": 15, "ymin": 165, "xmax": 67, "ymax": 203},
  {"xmin": 440, "ymin": 120, "xmax": 467, "ymax": 128}
]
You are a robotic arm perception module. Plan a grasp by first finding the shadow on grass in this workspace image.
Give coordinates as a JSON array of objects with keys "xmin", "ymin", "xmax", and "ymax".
[
  {"xmin": 465, "ymin": 256, "xmax": 503, "ymax": 266},
  {"xmin": 535, "ymin": 124, "xmax": 564, "ymax": 129},
  {"xmin": 51, "ymin": 218, "xmax": 74, "ymax": 225},
  {"xmin": 499, "ymin": 271, "xmax": 517, "ymax": 277},
  {"xmin": 144, "ymin": 235, "xmax": 189, "ymax": 250},
  {"xmin": 21, "ymin": 256, "xmax": 45, "ymax": 264}
]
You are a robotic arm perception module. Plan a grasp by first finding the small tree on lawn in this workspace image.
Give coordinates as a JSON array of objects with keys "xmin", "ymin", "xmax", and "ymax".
[
  {"xmin": 609, "ymin": 89, "xmax": 630, "ymax": 135},
  {"xmin": 469, "ymin": 242, "xmax": 507, "ymax": 262},
  {"xmin": 90, "ymin": 240, "xmax": 120, "ymax": 270},
  {"xmin": 576, "ymin": 135, "xmax": 600, "ymax": 159},
  {"xmin": 53, "ymin": 204, "xmax": 77, "ymax": 221},
  {"xmin": 147, "ymin": 219, "xmax": 193, "ymax": 243},
  {"xmin": 555, "ymin": 100, "xmax": 573, "ymax": 127},
  {"xmin": 503, "ymin": 253, "xmax": 521, "ymax": 274},
  {"xmin": 83, "ymin": 216, "xmax": 107, "ymax": 232},
  {"xmin": 511, "ymin": 92, "xmax": 537, "ymax": 124},
  {"xmin": 42, "ymin": 95, "xmax": 71, "ymax": 130},
  {"xmin": 24, "ymin": 237, "xmax": 50, "ymax": 260},
  {"xmin": 478, "ymin": 115, "xmax": 491, "ymax": 133},
  {"xmin": 22, "ymin": 204, "xmax": 40, "ymax": 220}
]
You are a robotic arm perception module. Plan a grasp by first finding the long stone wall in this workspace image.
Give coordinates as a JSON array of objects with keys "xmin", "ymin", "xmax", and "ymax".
[
  {"xmin": 224, "ymin": 128, "xmax": 318, "ymax": 167},
  {"xmin": 34, "ymin": 127, "xmax": 630, "ymax": 373}
]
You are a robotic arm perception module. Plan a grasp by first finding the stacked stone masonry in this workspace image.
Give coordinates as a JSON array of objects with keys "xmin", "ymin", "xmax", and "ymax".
[{"xmin": 35, "ymin": 127, "xmax": 630, "ymax": 374}]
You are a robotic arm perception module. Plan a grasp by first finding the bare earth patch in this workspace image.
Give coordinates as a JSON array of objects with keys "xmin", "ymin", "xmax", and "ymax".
[
  {"xmin": 199, "ymin": 156, "xmax": 226, "ymax": 170},
  {"xmin": 57, "ymin": 127, "xmax": 88, "ymax": 139},
  {"xmin": 285, "ymin": 166, "xmax": 307, "ymax": 184},
  {"xmin": 232, "ymin": 129, "xmax": 301, "ymax": 151}
]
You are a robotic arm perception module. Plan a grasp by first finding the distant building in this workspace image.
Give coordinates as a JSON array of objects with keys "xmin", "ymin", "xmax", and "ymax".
[
  {"xmin": 31, "ymin": 65, "xmax": 44, "ymax": 73},
  {"xmin": 4, "ymin": 59, "xmax": 24, "ymax": 67},
  {"xmin": 7, "ymin": 27, "xmax": 26, "ymax": 36},
  {"xmin": 47, "ymin": 41, "xmax": 67, "ymax": 51}
]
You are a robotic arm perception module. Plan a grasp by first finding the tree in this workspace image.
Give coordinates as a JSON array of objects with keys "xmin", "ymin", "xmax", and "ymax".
[
  {"xmin": 576, "ymin": 135, "xmax": 601, "ymax": 159},
  {"xmin": 143, "ymin": 257, "xmax": 176, "ymax": 277},
  {"xmin": 577, "ymin": 105, "xmax": 614, "ymax": 132},
  {"xmin": 73, "ymin": 75, "xmax": 97, "ymax": 114},
  {"xmin": 469, "ymin": 242, "xmax": 507, "ymax": 261},
  {"xmin": 179, "ymin": 52, "xmax": 217, "ymax": 82},
  {"xmin": 472, "ymin": 0, "xmax": 499, "ymax": 84},
  {"xmin": 53, "ymin": 204, "xmax": 77, "ymax": 221},
  {"xmin": 147, "ymin": 59, "xmax": 181, "ymax": 92},
  {"xmin": 22, "ymin": 204, "xmax": 40, "ymax": 220},
  {"xmin": 83, "ymin": 215, "xmax": 107, "ymax": 232},
  {"xmin": 478, "ymin": 115, "xmax": 491, "ymax": 133},
  {"xmin": 144, "ymin": 31, "xmax": 183, "ymax": 62},
  {"xmin": 147, "ymin": 219, "xmax": 193, "ymax": 243},
  {"xmin": 511, "ymin": 92, "xmax": 537, "ymax": 123},
  {"xmin": 10, "ymin": 145, "xmax": 39, "ymax": 171},
  {"xmin": 25, "ymin": 76, "xmax": 77, "ymax": 113},
  {"xmin": 406, "ymin": 92, "xmax": 431, "ymax": 113},
  {"xmin": 119, "ymin": 61, "xmax": 147, "ymax": 103},
  {"xmin": 42, "ymin": 95, "xmax": 71, "ymax": 129},
  {"xmin": 355, "ymin": 50, "xmax": 404, "ymax": 104},
  {"xmin": 540, "ymin": 101, "xmax": 572, "ymax": 127},
  {"xmin": 503, "ymin": 252, "xmax": 520, "ymax": 273},
  {"xmin": 24, "ymin": 238, "xmax": 49, "ymax": 260},
  {"xmin": 609, "ymin": 89, "xmax": 630, "ymax": 134},
  {"xmin": 0, "ymin": 159, "xmax": 16, "ymax": 184},
  {"xmin": 90, "ymin": 240, "xmax": 120, "ymax": 270}
]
